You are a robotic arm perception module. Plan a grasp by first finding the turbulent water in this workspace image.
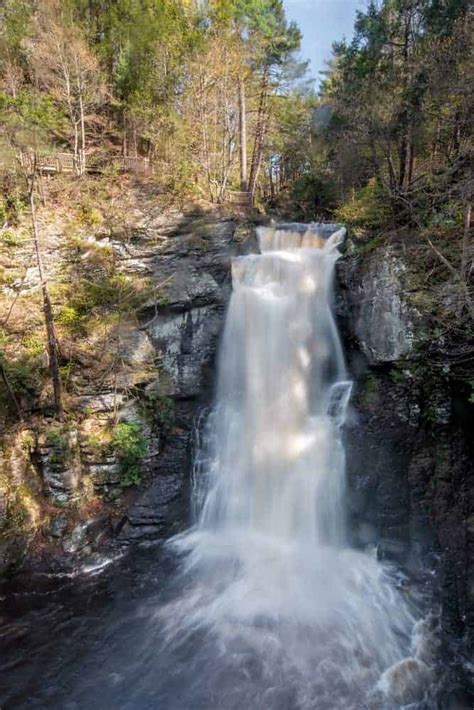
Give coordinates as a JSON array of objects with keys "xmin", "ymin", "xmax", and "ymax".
[
  {"xmin": 156, "ymin": 224, "xmax": 431, "ymax": 709},
  {"xmin": 0, "ymin": 223, "xmax": 440, "ymax": 709}
]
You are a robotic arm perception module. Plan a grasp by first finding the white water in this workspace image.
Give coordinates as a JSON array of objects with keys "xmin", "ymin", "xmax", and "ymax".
[{"xmin": 160, "ymin": 224, "xmax": 429, "ymax": 709}]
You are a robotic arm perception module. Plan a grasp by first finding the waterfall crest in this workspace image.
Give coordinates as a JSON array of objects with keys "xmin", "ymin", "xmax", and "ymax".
[{"xmin": 162, "ymin": 224, "xmax": 427, "ymax": 709}]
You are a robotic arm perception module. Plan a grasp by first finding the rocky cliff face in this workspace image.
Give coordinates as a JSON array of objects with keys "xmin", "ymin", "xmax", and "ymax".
[
  {"xmin": 0, "ymin": 202, "xmax": 255, "ymax": 576},
  {"xmin": 2, "ymin": 216, "xmax": 471, "ymax": 687},
  {"xmin": 116, "ymin": 216, "xmax": 256, "ymax": 544},
  {"xmin": 336, "ymin": 242, "xmax": 473, "ymax": 680}
]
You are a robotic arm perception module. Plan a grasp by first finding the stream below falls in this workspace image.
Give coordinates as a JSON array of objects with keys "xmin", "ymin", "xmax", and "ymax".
[{"xmin": 0, "ymin": 224, "xmax": 464, "ymax": 709}]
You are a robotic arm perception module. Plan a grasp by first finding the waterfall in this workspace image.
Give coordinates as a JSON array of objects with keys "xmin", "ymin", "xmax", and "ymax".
[
  {"xmin": 161, "ymin": 224, "xmax": 429, "ymax": 709},
  {"xmin": 196, "ymin": 224, "xmax": 349, "ymax": 548}
]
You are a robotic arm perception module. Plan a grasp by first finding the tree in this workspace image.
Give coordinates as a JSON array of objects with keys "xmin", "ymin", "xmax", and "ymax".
[
  {"xmin": 27, "ymin": 164, "xmax": 63, "ymax": 418},
  {"xmin": 27, "ymin": 0, "xmax": 106, "ymax": 174},
  {"xmin": 234, "ymin": 0, "xmax": 303, "ymax": 198},
  {"xmin": 320, "ymin": 0, "xmax": 472, "ymax": 212},
  {"xmin": 74, "ymin": 0, "xmax": 191, "ymax": 162},
  {"xmin": 180, "ymin": 25, "xmax": 241, "ymax": 201}
]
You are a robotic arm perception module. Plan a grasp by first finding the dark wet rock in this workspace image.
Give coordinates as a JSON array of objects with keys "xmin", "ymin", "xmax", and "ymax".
[
  {"xmin": 37, "ymin": 435, "xmax": 79, "ymax": 507},
  {"xmin": 0, "ymin": 535, "xmax": 32, "ymax": 577},
  {"xmin": 63, "ymin": 517, "xmax": 111, "ymax": 555},
  {"xmin": 91, "ymin": 215, "xmax": 252, "ymax": 545},
  {"xmin": 119, "ymin": 474, "xmax": 185, "ymax": 542},
  {"xmin": 147, "ymin": 305, "xmax": 223, "ymax": 398},
  {"xmin": 337, "ymin": 246, "xmax": 422, "ymax": 363},
  {"xmin": 119, "ymin": 401, "xmax": 197, "ymax": 543},
  {"xmin": 62, "ymin": 522, "xmax": 89, "ymax": 554},
  {"xmin": 107, "ymin": 214, "xmax": 254, "ymax": 547},
  {"xmin": 49, "ymin": 515, "xmax": 68, "ymax": 538},
  {"xmin": 337, "ymin": 242, "xmax": 473, "ymax": 658}
]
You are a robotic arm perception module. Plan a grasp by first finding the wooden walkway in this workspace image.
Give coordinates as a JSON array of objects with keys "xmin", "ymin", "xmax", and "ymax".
[{"xmin": 19, "ymin": 151, "xmax": 151, "ymax": 175}]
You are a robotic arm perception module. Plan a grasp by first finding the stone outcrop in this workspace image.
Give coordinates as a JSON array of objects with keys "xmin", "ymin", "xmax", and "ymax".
[
  {"xmin": 338, "ymin": 245, "xmax": 420, "ymax": 363},
  {"xmin": 0, "ymin": 205, "xmax": 255, "ymax": 574},
  {"xmin": 336, "ymin": 242, "xmax": 473, "ymax": 670},
  {"xmin": 115, "ymin": 215, "xmax": 255, "ymax": 543}
]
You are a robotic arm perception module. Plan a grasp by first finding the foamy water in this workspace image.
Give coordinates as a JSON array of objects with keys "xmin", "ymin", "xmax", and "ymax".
[{"xmin": 154, "ymin": 224, "xmax": 430, "ymax": 708}]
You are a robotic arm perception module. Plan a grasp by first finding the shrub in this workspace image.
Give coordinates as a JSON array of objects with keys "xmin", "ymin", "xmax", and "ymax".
[
  {"xmin": 336, "ymin": 178, "xmax": 391, "ymax": 232},
  {"xmin": 22, "ymin": 334, "xmax": 44, "ymax": 357},
  {"xmin": 59, "ymin": 363, "xmax": 75, "ymax": 390},
  {"xmin": 427, "ymin": 200, "xmax": 465, "ymax": 228},
  {"xmin": 167, "ymin": 159, "xmax": 200, "ymax": 199},
  {"xmin": 57, "ymin": 305, "xmax": 85, "ymax": 333},
  {"xmin": 86, "ymin": 428, "xmax": 112, "ymax": 455},
  {"xmin": 0, "ymin": 196, "xmax": 7, "ymax": 224},
  {"xmin": 290, "ymin": 173, "xmax": 337, "ymax": 219},
  {"xmin": 46, "ymin": 426, "xmax": 72, "ymax": 466},
  {"xmin": 1, "ymin": 229, "xmax": 23, "ymax": 248},
  {"xmin": 112, "ymin": 421, "xmax": 148, "ymax": 487},
  {"xmin": 78, "ymin": 203, "xmax": 103, "ymax": 227},
  {"xmin": 0, "ymin": 355, "xmax": 39, "ymax": 398},
  {"xmin": 68, "ymin": 273, "xmax": 152, "ymax": 317},
  {"xmin": 139, "ymin": 392, "xmax": 175, "ymax": 431}
]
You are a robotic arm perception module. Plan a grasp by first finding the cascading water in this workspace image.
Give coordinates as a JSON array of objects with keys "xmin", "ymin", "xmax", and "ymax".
[
  {"xmin": 0, "ymin": 224, "xmax": 448, "ymax": 710},
  {"xmin": 156, "ymin": 224, "xmax": 431, "ymax": 709}
]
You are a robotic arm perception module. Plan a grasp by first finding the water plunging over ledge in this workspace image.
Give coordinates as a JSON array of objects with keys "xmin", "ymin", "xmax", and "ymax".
[
  {"xmin": 158, "ymin": 224, "xmax": 430, "ymax": 708},
  {"xmin": 0, "ymin": 223, "xmax": 436, "ymax": 709}
]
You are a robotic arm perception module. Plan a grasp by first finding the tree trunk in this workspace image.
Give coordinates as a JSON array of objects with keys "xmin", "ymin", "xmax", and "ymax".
[
  {"xmin": 79, "ymin": 92, "xmax": 86, "ymax": 175},
  {"xmin": 133, "ymin": 126, "xmax": 138, "ymax": 158},
  {"xmin": 431, "ymin": 120, "xmax": 441, "ymax": 163},
  {"xmin": 59, "ymin": 51, "xmax": 80, "ymax": 176},
  {"xmin": 249, "ymin": 113, "xmax": 269, "ymax": 199},
  {"xmin": 29, "ymin": 170, "xmax": 63, "ymax": 419},
  {"xmin": 249, "ymin": 70, "xmax": 269, "ymax": 198},
  {"xmin": 387, "ymin": 151, "xmax": 397, "ymax": 193},
  {"xmin": 72, "ymin": 119, "xmax": 80, "ymax": 176},
  {"xmin": 122, "ymin": 111, "xmax": 127, "ymax": 158},
  {"xmin": 407, "ymin": 125, "xmax": 415, "ymax": 187},
  {"xmin": 451, "ymin": 110, "xmax": 462, "ymax": 157},
  {"xmin": 238, "ymin": 76, "xmax": 248, "ymax": 192},
  {"xmin": 269, "ymin": 163, "xmax": 275, "ymax": 200},
  {"xmin": 460, "ymin": 202, "xmax": 472, "ymax": 284},
  {"xmin": 398, "ymin": 12, "xmax": 412, "ymax": 191}
]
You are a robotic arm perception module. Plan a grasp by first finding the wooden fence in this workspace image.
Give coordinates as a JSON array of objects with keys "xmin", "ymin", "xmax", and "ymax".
[
  {"xmin": 122, "ymin": 156, "xmax": 150, "ymax": 174},
  {"xmin": 19, "ymin": 152, "xmax": 151, "ymax": 175},
  {"xmin": 225, "ymin": 190, "xmax": 253, "ymax": 208},
  {"xmin": 20, "ymin": 151, "xmax": 77, "ymax": 174}
]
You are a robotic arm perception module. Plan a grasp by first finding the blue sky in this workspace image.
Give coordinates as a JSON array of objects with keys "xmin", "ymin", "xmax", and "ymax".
[{"xmin": 283, "ymin": 0, "xmax": 367, "ymax": 87}]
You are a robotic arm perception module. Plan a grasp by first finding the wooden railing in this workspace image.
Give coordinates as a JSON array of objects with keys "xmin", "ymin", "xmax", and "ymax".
[
  {"xmin": 18, "ymin": 151, "xmax": 151, "ymax": 175},
  {"xmin": 20, "ymin": 151, "xmax": 77, "ymax": 174},
  {"xmin": 226, "ymin": 190, "xmax": 252, "ymax": 208},
  {"xmin": 122, "ymin": 156, "xmax": 150, "ymax": 174}
]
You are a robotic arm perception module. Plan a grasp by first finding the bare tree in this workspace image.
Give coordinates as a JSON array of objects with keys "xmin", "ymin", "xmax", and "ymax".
[
  {"xmin": 28, "ymin": 162, "xmax": 63, "ymax": 418},
  {"xmin": 183, "ymin": 33, "xmax": 240, "ymax": 202},
  {"xmin": 238, "ymin": 76, "xmax": 248, "ymax": 192},
  {"xmin": 27, "ymin": 2, "xmax": 105, "ymax": 175}
]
